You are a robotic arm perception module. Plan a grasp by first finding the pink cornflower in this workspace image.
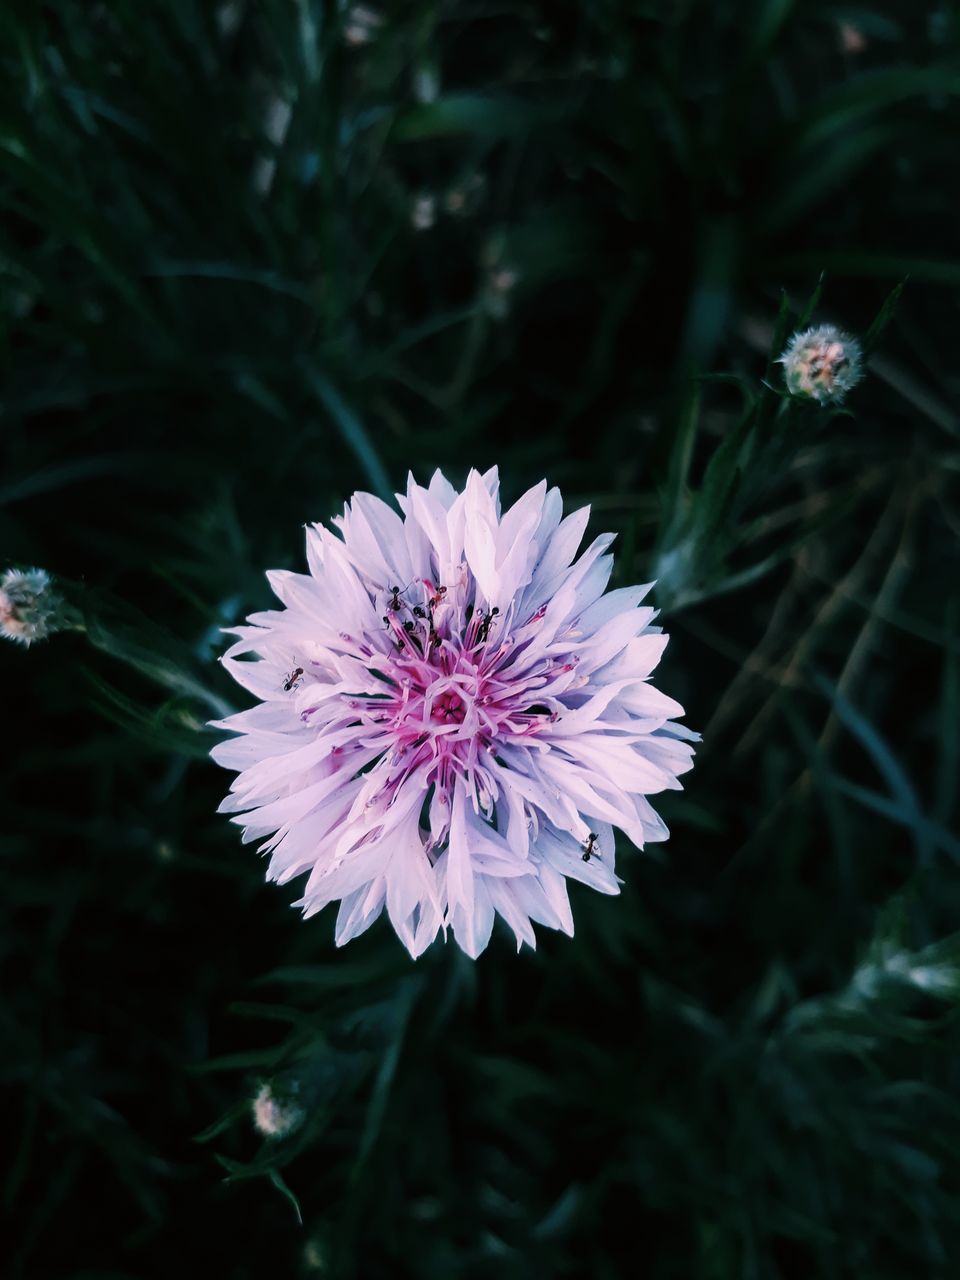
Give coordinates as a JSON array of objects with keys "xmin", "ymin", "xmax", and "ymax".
[{"xmin": 211, "ymin": 469, "xmax": 696, "ymax": 958}]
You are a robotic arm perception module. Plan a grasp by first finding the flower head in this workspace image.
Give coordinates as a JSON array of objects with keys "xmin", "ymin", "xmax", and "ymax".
[
  {"xmin": 251, "ymin": 1080, "xmax": 304, "ymax": 1139},
  {"xmin": 0, "ymin": 568, "xmax": 63, "ymax": 647},
  {"xmin": 778, "ymin": 323, "xmax": 863, "ymax": 404},
  {"xmin": 212, "ymin": 469, "xmax": 696, "ymax": 958}
]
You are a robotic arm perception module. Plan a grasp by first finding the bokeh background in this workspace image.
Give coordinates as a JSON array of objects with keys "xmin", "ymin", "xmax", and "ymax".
[{"xmin": 3, "ymin": 3, "xmax": 960, "ymax": 1277}]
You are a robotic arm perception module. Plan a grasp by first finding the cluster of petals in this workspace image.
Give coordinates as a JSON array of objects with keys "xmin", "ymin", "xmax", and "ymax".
[{"xmin": 212, "ymin": 468, "xmax": 696, "ymax": 958}]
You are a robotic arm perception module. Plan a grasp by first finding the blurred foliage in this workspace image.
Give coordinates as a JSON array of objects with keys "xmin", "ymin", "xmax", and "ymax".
[{"xmin": 2, "ymin": 1, "xmax": 960, "ymax": 1277}]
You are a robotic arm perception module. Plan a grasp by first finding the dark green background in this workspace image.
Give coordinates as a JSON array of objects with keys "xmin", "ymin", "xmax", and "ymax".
[{"xmin": 3, "ymin": 3, "xmax": 960, "ymax": 1277}]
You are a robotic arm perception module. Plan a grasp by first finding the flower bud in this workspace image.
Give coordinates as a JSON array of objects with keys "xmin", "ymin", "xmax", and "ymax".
[
  {"xmin": 343, "ymin": 5, "xmax": 382, "ymax": 46},
  {"xmin": 411, "ymin": 193, "xmax": 436, "ymax": 232},
  {"xmin": 778, "ymin": 324, "xmax": 863, "ymax": 404},
  {"xmin": 251, "ymin": 1080, "xmax": 304, "ymax": 1139},
  {"xmin": 0, "ymin": 568, "xmax": 64, "ymax": 647}
]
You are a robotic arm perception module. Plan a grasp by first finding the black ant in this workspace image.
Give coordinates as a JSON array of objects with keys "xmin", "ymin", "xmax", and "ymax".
[
  {"xmin": 581, "ymin": 833, "xmax": 600, "ymax": 862},
  {"xmin": 410, "ymin": 583, "xmax": 446, "ymax": 649},
  {"xmin": 386, "ymin": 583, "xmax": 410, "ymax": 612},
  {"xmin": 380, "ymin": 614, "xmax": 407, "ymax": 651},
  {"xmin": 283, "ymin": 666, "xmax": 304, "ymax": 692},
  {"xmin": 477, "ymin": 606, "xmax": 500, "ymax": 644}
]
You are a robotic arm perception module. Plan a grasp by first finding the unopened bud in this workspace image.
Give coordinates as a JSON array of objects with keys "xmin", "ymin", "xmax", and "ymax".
[
  {"xmin": 443, "ymin": 173, "xmax": 484, "ymax": 217},
  {"xmin": 304, "ymin": 1238, "xmax": 328, "ymax": 1271},
  {"xmin": 411, "ymin": 193, "xmax": 436, "ymax": 232},
  {"xmin": 778, "ymin": 324, "xmax": 863, "ymax": 404},
  {"xmin": 251, "ymin": 1080, "xmax": 304, "ymax": 1139},
  {"xmin": 0, "ymin": 568, "xmax": 64, "ymax": 647},
  {"xmin": 481, "ymin": 265, "xmax": 519, "ymax": 320},
  {"xmin": 343, "ymin": 5, "xmax": 382, "ymax": 46},
  {"xmin": 838, "ymin": 23, "xmax": 867, "ymax": 54},
  {"xmin": 412, "ymin": 63, "xmax": 440, "ymax": 105}
]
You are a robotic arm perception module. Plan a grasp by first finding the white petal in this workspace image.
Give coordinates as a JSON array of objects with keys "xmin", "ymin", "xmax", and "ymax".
[
  {"xmin": 576, "ymin": 584, "xmax": 653, "ymax": 635},
  {"xmin": 484, "ymin": 876, "xmax": 537, "ymax": 951},
  {"xmin": 523, "ymin": 505, "xmax": 590, "ymax": 602},
  {"xmin": 463, "ymin": 505, "xmax": 498, "ymax": 605},
  {"xmin": 446, "ymin": 780, "xmax": 476, "ymax": 922},
  {"xmin": 334, "ymin": 880, "xmax": 387, "ymax": 945},
  {"xmin": 536, "ymin": 821, "xmax": 620, "ymax": 894},
  {"xmin": 450, "ymin": 874, "xmax": 495, "ymax": 959}
]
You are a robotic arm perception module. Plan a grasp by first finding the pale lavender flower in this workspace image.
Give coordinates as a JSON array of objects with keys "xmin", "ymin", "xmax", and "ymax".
[{"xmin": 211, "ymin": 469, "xmax": 696, "ymax": 958}]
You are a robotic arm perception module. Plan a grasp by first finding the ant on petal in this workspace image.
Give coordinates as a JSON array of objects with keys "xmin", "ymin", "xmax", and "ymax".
[
  {"xmin": 477, "ymin": 606, "xmax": 500, "ymax": 644},
  {"xmin": 419, "ymin": 580, "xmax": 447, "ymax": 610},
  {"xmin": 581, "ymin": 833, "xmax": 600, "ymax": 862},
  {"xmin": 386, "ymin": 583, "xmax": 413, "ymax": 612}
]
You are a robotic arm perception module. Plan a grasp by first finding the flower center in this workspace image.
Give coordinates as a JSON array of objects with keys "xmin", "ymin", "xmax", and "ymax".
[
  {"xmin": 431, "ymin": 689, "xmax": 466, "ymax": 724},
  {"xmin": 325, "ymin": 577, "xmax": 568, "ymax": 834},
  {"xmin": 386, "ymin": 659, "xmax": 484, "ymax": 758}
]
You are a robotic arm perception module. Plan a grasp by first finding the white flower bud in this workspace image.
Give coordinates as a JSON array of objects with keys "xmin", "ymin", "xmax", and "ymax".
[
  {"xmin": 343, "ymin": 5, "xmax": 382, "ymax": 46},
  {"xmin": 778, "ymin": 324, "xmax": 863, "ymax": 404},
  {"xmin": 0, "ymin": 568, "xmax": 64, "ymax": 647},
  {"xmin": 251, "ymin": 1080, "xmax": 304, "ymax": 1139},
  {"xmin": 411, "ymin": 193, "xmax": 436, "ymax": 231}
]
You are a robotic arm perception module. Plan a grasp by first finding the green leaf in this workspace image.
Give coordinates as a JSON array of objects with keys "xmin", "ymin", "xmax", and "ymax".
[
  {"xmin": 935, "ymin": 600, "xmax": 960, "ymax": 826},
  {"xmin": 861, "ymin": 279, "xmax": 907, "ymax": 356},
  {"xmin": 813, "ymin": 674, "xmax": 933, "ymax": 864},
  {"xmin": 266, "ymin": 1167, "xmax": 303, "ymax": 1225},
  {"xmin": 189, "ymin": 1047, "xmax": 288, "ymax": 1075},
  {"xmin": 193, "ymin": 1104, "xmax": 249, "ymax": 1145},
  {"xmin": 392, "ymin": 94, "xmax": 538, "ymax": 141},
  {"xmin": 352, "ymin": 978, "xmax": 421, "ymax": 1179},
  {"xmin": 831, "ymin": 776, "xmax": 960, "ymax": 863},
  {"xmin": 301, "ymin": 365, "xmax": 392, "ymax": 501},
  {"xmin": 255, "ymin": 959, "xmax": 400, "ymax": 990},
  {"xmin": 795, "ymin": 68, "xmax": 960, "ymax": 150}
]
